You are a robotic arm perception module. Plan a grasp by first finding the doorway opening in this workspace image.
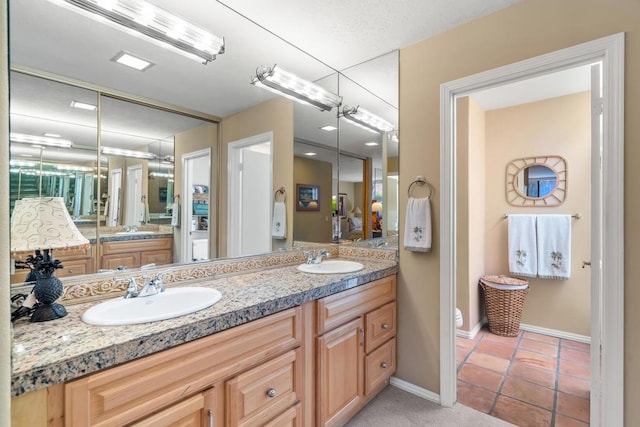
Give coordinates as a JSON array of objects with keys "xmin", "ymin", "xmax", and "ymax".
[
  {"xmin": 439, "ymin": 34, "xmax": 624, "ymax": 427},
  {"xmin": 181, "ymin": 148, "xmax": 211, "ymax": 263},
  {"xmin": 227, "ymin": 132, "xmax": 273, "ymax": 258}
]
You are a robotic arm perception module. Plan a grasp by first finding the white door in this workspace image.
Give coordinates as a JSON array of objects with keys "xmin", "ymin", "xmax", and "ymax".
[
  {"xmin": 227, "ymin": 132, "xmax": 272, "ymax": 257},
  {"xmin": 107, "ymin": 168, "xmax": 122, "ymax": 226},
  {"xmin": 125, "ymin": 164, "xmax": 142, "ymax": 226}
]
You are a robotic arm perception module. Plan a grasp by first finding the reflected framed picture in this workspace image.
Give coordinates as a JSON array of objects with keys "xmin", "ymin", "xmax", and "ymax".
[
  {"xmin": 338, "ymin": 193, "xmax": 347, "ymax": 217},
  {"xmin": 296, "ymin": 184, "xmax": 320, "ymax": 211}
]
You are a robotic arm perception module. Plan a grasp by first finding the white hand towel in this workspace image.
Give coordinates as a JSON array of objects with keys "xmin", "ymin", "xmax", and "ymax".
[
  {"xmin": 170, "ymin": 202, "xmax": 180, "ymax": 227},
  {"xmin": 508, "ymin": 215, "xmax": 538, "ymax": 278},
  {"xmin": 537, "ymin": 214, "xmax": 571, "ymax": 280},
  {"xmin": 272, "ymin": 201, "xmax": 287, "ymax": 239},
  {"xmin": 403, "ymin": 197, "xmax": 432, "ymax": 252}
]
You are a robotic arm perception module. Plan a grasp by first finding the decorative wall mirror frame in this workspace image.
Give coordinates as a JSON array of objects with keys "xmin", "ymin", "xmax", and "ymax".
[{"xmin": 505, "ymin": 155, "xmax": 567, "ymax": 206}]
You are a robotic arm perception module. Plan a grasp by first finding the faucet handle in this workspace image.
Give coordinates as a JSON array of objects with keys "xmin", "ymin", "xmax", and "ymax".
[{"xmin": 117, "ymin": 277, "xmax": 139, "ymax": 298}]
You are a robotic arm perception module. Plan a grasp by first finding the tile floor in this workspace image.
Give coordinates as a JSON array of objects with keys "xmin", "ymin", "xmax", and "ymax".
[{"xmin": 457, "ymin": 327, "xmax": 590, "ymax": 427}]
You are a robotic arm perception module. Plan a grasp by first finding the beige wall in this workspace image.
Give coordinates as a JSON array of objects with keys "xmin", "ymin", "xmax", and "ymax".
[
  {"xmin": 485, "ymin": 92, "xmax": 591, "ymax": 335},
  {"xmin": 398, "ymin": 2, "xmax": 640, "ymax": 421},
  {"xmin": 219, "ymin": 98, "xmax": 294, "ymax": 257},
  {"xmin": 174, "ymin": 124, "xmax": 218, "ymax": 261},
  {"xmin": 1, "ymin": 0, "xmax": 11, "ymax": 423},
  {"xmin": 293, "ymin": 156, "xmax": 333, "ymax": 243},
  {"xmin": 456, "ymin": 96, "xmax": 486, "ymax": 333}
]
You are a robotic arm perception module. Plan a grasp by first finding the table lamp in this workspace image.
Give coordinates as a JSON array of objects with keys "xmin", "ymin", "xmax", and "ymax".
[{"xmin": 11, "ymin": 197, "xmax": 90, "ymax": 322}]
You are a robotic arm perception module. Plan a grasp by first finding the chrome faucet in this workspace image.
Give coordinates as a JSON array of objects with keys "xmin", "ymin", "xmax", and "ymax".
[
  {"xmin": 125, "ymin": 225, "xmax": 138, "ymax": 233},
  {"xmin": 304, "ymin": 249, "xmax": 330, "ymax": 264},
  {"xmin": 119, "ymin": 272, "xmax": 165, "ymax": 299}
]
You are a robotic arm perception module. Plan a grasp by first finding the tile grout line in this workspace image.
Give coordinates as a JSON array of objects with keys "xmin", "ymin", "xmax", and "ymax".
[
  {"xmin": 487, "ymin": 329, "xmax": 525, "ymax": 415},
  {"xmin": 550, "ymin": 338, "xmax": 563, "ymax": 426}
]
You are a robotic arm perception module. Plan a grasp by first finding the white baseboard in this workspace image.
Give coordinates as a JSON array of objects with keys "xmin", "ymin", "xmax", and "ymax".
[
  {"xmin": 519, "ymin": 323, "xmax": 591, "ymax": 344},
  {"xmin": 455, "ymin": 319, "xmax": 485, "ymax": 340},
  {"xmin": 389, "ymin": 377, "xmax": 440, "ymax": 404}
]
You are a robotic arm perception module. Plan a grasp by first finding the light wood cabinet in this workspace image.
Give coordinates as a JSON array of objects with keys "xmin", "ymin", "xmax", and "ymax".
[
  {"xmin": 316, "ymin": 275, "xmax": 397, "ymax": 427},
  {"xmin": 317, "ymin": 317, "xmax": 364, "ymax": 427},
  {"xmin": 100, "ymin": 237, "xmax": 172, "ymax": 270},
  {"xmin": 11, "ymin": 245, "xmax": 95, "ymax": 283}
]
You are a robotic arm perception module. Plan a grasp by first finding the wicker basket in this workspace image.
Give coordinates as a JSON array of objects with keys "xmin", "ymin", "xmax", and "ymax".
[{"xmin": 479, "ymin": 275, "xmax": 529, "ymax": 337}]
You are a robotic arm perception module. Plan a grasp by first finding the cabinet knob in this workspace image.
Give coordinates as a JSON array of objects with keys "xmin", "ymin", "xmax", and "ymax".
[
  {"xmin": 381, "ymin": 362, "xmax": 388, "ymax": 369},
  {"xmin": 381, "ymin": 323, "xmax": 389, "ymax": 330},
  {"xmin": 266, "ymin": 388, "xmax": 277, "ymax": 398}
]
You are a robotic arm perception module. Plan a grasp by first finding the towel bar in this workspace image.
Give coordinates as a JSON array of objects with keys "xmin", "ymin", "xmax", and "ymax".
[{"xmin": 502, "ymin": 213, "xmax": 581, "ymax": 219}]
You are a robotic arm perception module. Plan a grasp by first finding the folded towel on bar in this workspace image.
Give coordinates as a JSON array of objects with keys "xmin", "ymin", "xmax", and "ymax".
[
  {"xmin": 170, "ymin": 202, "xmax": 180, "ymax": 227},
  {"xmin": 272, "ymin": 201, "xmax": 287, "ymax": 239},
  {"xmin": 537, "ymin": 214, "xmax": 572, "ymax": 280},
  {"xmin": 404, "ymin": 197, "xmax": 432, "ymax": 252},
  {"xmin": 508, "ymin": 214, "xmax": 538, "ymax": 278}
]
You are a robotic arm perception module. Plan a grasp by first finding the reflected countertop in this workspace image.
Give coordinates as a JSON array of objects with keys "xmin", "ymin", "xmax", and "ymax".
[{"xmin": 11, "ymin": 253, "xmax": 397, "ymax": 396}]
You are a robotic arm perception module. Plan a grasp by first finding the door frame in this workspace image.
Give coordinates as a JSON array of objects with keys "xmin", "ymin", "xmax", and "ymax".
[
  {"xmin": 227, "ymin": 131, "xmax": 273, "ymax": 257},
  {"xmin": 181, "ymin": 148, "xmax": 211, "ymax": 263},
  {"xmin": 439, "ymin": 33, "xmax": 624, "ymax": 427}
]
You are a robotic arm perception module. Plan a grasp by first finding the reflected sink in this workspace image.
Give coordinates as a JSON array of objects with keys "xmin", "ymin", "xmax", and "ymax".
[
  {"xmin": 297, "ymin": 260, "xmax": 364, "ymax": 274},
  {"xmin": 82, "ymin": 287, "xmax": 222, "ymax": 326},
  {"xmin": 115, "ymin": 231, "xmax": 155, "ymax": 235}
]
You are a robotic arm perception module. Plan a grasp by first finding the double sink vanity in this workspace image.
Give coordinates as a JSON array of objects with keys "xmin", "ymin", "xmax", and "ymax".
[{"xmin": 11, "ymin": 244, "xmax": 398, "ymax": 426}]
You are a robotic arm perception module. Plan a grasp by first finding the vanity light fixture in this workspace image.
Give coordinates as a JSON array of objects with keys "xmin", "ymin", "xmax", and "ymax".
[
  {"xmin": 251, "ymin": 65, "xmax": 342, "ymax": 112},
  {"xmin": 112, "ymin": 51, "xmax": 154, "ymax": 71},
  {"xmin": 365, "ymin": 142, "xmax": 379, "ymax": 146},
  {"xmin": 149, "ymin": 172, "xmax": 174, "ymax": 178},
  {"xmin": 43, "ymin": 133, "xmax": 62, "ymax": 138},
  {"xmin": 303, "ymin": 152, "xmax": 317, "ymax": 157},
  {"xmin": 320, "ymin": 125, "xmax": 338, "ymax": 131},
  {"xmin": 101, "ymin": 146, "xmax": 157, "ymax": 159},
  {"xmin": 55, "ymin": 164, "xmax": 96, "ymax": 172},
  {"xmin": 341, "ymin": 105, "xmax": 394, "ymax": 134},
  {"xmin": 70, "ymin": 100, "xmax": 97, "ymax": 111},
  {"xmin": 10, "ymin": 133, "xmax": 74, "ymax": 148},
  {"xmin": 9, "ymin": 159, "xmax": 37, "ymax": 167},
  {"xmin": 51, "ymin": 0, "xmax": 225, "ymax": 64}
]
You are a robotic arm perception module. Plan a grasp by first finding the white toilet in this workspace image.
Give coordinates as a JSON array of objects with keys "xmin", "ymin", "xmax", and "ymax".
[{"xmin": 455, "ymin": 308, "xmax": 464, "ymax": 328}]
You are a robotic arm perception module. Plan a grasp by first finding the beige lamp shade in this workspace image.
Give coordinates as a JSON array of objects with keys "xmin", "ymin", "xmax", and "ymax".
[
  {"xmin": 353, "ymin": 206, "xmax": 362, "ymax": 215},
  {"xmin": 372, "ymin": 201, "xmax": 383, "ymax": 213},
  {"xmin": 10, "ymin": 197, "xmax": 90, "ymax": 256}
]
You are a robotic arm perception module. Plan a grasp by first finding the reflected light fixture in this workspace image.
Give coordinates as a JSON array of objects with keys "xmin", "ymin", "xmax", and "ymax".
[
  {"xmin": 10, "ymin": 133, "xmax": 74, "ymax": 148},
  {"xmin": 70, "ymin": 100, "xmax": 97, "ymax": 111},
  {"xmin": 365, "ymin": 142, "xmax": 379, "ymax": 146},
  {"xmin": 51, "ymin": 0, "xmax": 225, "ymax": 64},
  {"xmin": 251, "ymin": 65, "xmax": 342, "ymax": 112},
  {"xmin": 320, "ymin": 125, "xmax": 338, "ymax": 132},
  {"xmin": 341, "ymin": 106, "xmax": 394, "ymax": 134},
  {"xmin": 304, "ymin": 152, "xmax": 317, "ymax": 157},
  {"xmin": 102, "ymin": 146, "xmax": 157, "ymax": 159}
]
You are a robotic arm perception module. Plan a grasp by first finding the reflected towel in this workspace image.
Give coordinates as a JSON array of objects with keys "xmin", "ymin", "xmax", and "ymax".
[
  {"xmin": 537, "ymin": 214, "xmax": 571, "ymax": 280},
  {"xmin": 138, "ymin": 201, "xmax": 150, "ymax": 224},
  {"xmin": 403, "ymin": 197, "xmax": 431, "ymax": 252},
  {"xmin": 272, "ymin": 201, "xmax": 287, "ymax": 239},
  {"xmin": 508, "ymin": 214, "xmax": 538, "ymax": 278},
  {"xmin": 170, "ymin": 202, "xmax": 180, "ymax": 227}
]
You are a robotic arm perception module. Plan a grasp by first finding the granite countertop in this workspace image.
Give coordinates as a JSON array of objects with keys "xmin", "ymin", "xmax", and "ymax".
[{"xmin": 11, "ymin": 256, "xmax": 397, "ymax": 396}]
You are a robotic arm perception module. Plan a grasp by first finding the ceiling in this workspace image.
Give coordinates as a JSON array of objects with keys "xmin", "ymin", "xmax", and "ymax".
[{"xmin": 8, "ymin": 0, "xmax": 526, "ymax": 181}]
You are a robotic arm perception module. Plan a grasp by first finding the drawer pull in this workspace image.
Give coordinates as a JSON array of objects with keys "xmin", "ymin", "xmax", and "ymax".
[
  {"xmin": 266, "ymin": 388, "xmax": 277, "ymax": 398},
  {"xmin": 381, "ymin": 323, "xmax": 389, "ymax": 330},
  {"xmin": 208, "ymin": 409, "xmax": 214, "ymax": 427},
  {"xmin": 380, "ymin": 362, "xmax": 388, "ymax": 369}
]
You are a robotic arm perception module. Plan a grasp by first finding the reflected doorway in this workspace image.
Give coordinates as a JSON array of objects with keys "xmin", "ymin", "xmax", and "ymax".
[
  {"xmin": 182, "ymin": 149, "xmax": 211, "ymax": 263},
  {"xmin": 227, "ymin": 132, "xmax": 272, "ymax": 257},
  {"xmin": 107, "ymin": 168, "xmax": 122, "ymax": 226},
  {"xmin": 124, "ymin": 164, "xmax": 142, "ymax": 226}
]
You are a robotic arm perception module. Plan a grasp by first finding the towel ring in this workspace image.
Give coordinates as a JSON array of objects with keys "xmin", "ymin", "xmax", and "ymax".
[
  {"xmin": 274, "ymin": 187, "xmax": 286, "ymax": 203},
  {"xmin": 408, "ymin": 176, "xmax": 433, "ymax": 199},
  {"xmin": 174, "ymin": 194, "xmax": 181, "ymax": 202},
  {"xmin": 141, "ymin": 195, "xmax": 147, "ymax": 202}
]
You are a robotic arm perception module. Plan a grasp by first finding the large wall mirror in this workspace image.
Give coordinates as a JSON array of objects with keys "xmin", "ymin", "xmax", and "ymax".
[{"xmin": 8, "ymin": 0, "xmax": 398, "ymax": 285}]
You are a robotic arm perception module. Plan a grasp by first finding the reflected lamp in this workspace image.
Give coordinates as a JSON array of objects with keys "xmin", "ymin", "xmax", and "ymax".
[
  {"xmin": 341, "ymin": 105, "xmax": 394, "ymax": 134},
  {"xmin": 251, "ymin": 65, "xmax": 342, "ymax": 112},
  {"xmin": 11, "ymin": 197, "xmax": 90, "ymax": 322}
]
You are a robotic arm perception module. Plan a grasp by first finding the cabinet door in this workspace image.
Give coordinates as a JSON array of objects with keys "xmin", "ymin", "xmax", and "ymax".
[
  {"xmin": 101, "ymin": 252, "xmax": 140, "ymax": 270},
  {"xmin": 129, "ymin": 386, "xmax": 222, "ymax": 427},
  {"xmin": 317, "ymin": 317, "xmax": 364, "ymax": 427}
]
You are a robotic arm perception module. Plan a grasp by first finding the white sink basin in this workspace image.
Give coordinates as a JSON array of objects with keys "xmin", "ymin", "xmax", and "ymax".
[
  {"xmin": 297, "ymin": 260, "xmax": 364, "ymax": 274},
  {"xmin": 82, "ymin": 287, "xmax": 222, "ymax": 326},
  {"xmin": 115, "ymin": 231, "xmax": 155, "ymax": 235}
]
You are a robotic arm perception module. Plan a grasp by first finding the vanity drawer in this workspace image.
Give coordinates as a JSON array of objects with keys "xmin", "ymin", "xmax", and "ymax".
[
  {"xmin": 226, "ymin": 349, "xmax": 300, "ymax": 427},
  {"xmin": 101, "ymin": 252, "xmax": 141, "ymax": 270},
  {"xmin": 317, "ymin": 275, "xmax": 396, "ymax": 334},
  {"xmin": 140, "ymin": 249, "xmax": 173, "ymax": 266},
  {"xmin": 264, "ymin": 402, "xmax": 302, "ymax": 427},
  {"xmin": 65, "ymin": 307, "xmax": 301, "ymax": 427},
  {"xmin": 58, "ymin": 258, "xmax": 94, "ymax": 277},
  {"xmin": 365, "ymin": 302, "xmax": 396, "ymax": 353},
  {"xmin": 102, "ymin": 237, "xmax": 172, "ymax": 254},
  {"xmin": 365, "ymin": 337, "xmax": 396, "ymax": 396}
]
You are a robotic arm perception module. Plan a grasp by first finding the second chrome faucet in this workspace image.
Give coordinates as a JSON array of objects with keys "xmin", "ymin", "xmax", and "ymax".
[{"xmin": 122, "ymin": 272, "xmax": 165, "ymax": 299}]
